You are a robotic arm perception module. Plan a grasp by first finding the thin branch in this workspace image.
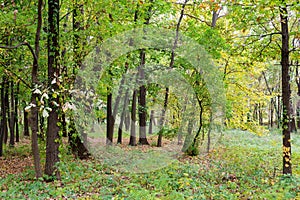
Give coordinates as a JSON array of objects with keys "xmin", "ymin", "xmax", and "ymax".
[
  {"xmin": 258, "ymin": 34, "xmax": 274, "ymax": 57},
  {"xmin": 0, "ymin": 62, "xmax": 31, "ymax": 88},
  {"xmin": 231, "ymin": 32, "xmax": 281, "ymax": 40},
  {"xmin": 0, "ymin": 42, "xmax": 38, "ymax": 64},
  {"xmin": 183, "ymin": 13, "xmax": 211, "ymax": 26},
  {"xmin": 60, "ymin": 4, "xmax": 83, "ymax": 21}
]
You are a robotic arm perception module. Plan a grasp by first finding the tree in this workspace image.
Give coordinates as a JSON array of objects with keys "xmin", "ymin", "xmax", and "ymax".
[
  {"xmin": 45, "ymin": 0, "xmax": 60, "ymax": 180},
  {"xmin": 30, "ymin": 0, "xmax": 43, "ymax": 178},
  {"xmin": 280, "ymin": 1, "xmax": 292, "ymax": 175}
]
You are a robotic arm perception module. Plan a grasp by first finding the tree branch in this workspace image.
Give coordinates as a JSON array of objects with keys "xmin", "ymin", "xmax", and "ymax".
[
  {"xmin": 0, "ymin": 62, "xmax": 31, "ymax": 88},
  {"xmin": 0, "ymin": 42, "xmax": 38, "ymax": 64},
  {"xmin": 183, "ymin": 13, "xmax": 211, "ymax": 26}
]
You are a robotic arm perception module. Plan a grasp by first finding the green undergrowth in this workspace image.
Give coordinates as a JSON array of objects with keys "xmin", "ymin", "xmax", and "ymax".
[{"xmin": 0, "ymin": 130, "xmax": 299, "ymax": 199}]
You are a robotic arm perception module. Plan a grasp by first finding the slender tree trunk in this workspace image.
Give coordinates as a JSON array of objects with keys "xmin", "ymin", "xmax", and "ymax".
[
  {"xmin": 106, "ymin": 91, "xmax": 113, "ymax": 145},
  {"xmin": 117, "ymin": 87, "xmax": 130, "ymax": 144},
  {"xmin": 68, "ymin": 2, "xmax": 89, "ymax": 157},
  {"xmin": 45, "ymin": 0, "xmax": 60, "ymax": 180},
  {"xmin": 129, "ymin": 90, "xmax": 137, "ymax": 146},
  {"xmin": 280, "ymin": 3, "xmax": 292, "ymax": 175},
  {"xmin": 270, "ymin": 99, "xmax": 274, "ymax": 128},
  {"xmin": 39, "ymin": 113, "xmax": 44, "ymax": 139},
  {"xmin": 138, "ymin": 50, "xmax": 149, "ymax": 145},
  {"xmin": 4, "ymin": 79, "xmax": 9, "ymax": 144},
  {"xmin": 15, "ymin": 81, "xmax": 19, "ymax": 142},
  {"xmin": 0, "ymin": 79, "xmax": 5, "ymax": 156},
  {"xmin": 9, "ymin": 81, "xmax": 15, "ymax": 147},
  {"xmin": 157, "ymin": 88, "xmax": 169, "ymax": 147},
  {"xmin": 186, "ymin": 97, "xmax": 203, "ymax": 156},
  {"xmin": 125, "ymin": 111, "xmax": 130, "ymax": 131},
  {"xmin": 29, "ymin": 0, "xmax": 43, "ymax": 179},
  {"xmin": 24, "ymin": 107, "xmax": 29, "ymax": 137},
  {"xmin": 110, "ymin": 64, "xmax": 129, "ymax": 144},
  {"xmin": 157, "ymin": 0, "xmax": 187, "ymax": 147},
  {"xmin": 148, "ymin": 110, "xmax": 154, "ymax": 135}
]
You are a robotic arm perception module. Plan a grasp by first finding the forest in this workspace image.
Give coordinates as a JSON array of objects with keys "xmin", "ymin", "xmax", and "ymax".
[{"xmin": 0, "ymin": 0, "xmax": 299, "ymax": 199}]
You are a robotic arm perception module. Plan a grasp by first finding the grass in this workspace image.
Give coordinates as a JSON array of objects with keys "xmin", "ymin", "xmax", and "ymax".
[{"xmin": 0, "ymin": 129, "xmax": 299, "ymax": 199}]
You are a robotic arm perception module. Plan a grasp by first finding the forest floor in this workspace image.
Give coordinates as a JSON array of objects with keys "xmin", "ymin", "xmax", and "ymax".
[{"xmin": 0, "ymin": 129, "xmax": 300, "ymax": 199}]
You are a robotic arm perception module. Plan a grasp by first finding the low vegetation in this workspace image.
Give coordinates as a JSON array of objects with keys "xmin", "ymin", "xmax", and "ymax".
[{"xmin": 1, "ymin": 130, "xmax": 299, "ymax": 199}]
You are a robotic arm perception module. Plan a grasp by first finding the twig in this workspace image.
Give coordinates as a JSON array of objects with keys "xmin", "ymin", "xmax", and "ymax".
[{"xmin": 183, "ymin": 13, "xmax": 211, "ymax": 26}]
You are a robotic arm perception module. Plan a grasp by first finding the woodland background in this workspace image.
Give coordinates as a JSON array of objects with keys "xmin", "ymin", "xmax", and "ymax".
[{"xmin": 0, "ymin": 0, "xmax": 299, "ymax": 199}]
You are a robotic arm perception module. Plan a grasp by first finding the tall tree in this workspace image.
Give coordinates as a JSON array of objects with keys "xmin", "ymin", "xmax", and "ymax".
[
  {"xmin": 157, "ymin": 0, "xmax": 188, "ymax": 147},
  {"xmin": 45, "ymin": 0, "xmax": 60, "ymax": 179},
  {"xmin": 30, "ymin": 0, "xmax": 43, "ymax": 178},
  {"xmin": 280, "ymin": 2, "xmax": 292, "ymax": 175},
  {"xmin": 9, "ymin": 80, "xmax": 15, "ymax": 147}
]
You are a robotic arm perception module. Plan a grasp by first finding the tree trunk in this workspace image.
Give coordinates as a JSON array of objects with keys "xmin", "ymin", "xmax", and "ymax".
[
  {"xmin": 68, "ymin": 117, "xmax": 89, "ymax": 159},
  {"xmin": 39, "ymin": 113, "xmax": 44, "ymax": 139},
  {"xmin": 157, "ymin": 87, "xmax": 169, "ymax": 147},
  {"xmin": 15, "ymin": 81, "xmax": 19, "ymax": 142},
  {"xmin": 4, "ymin": 79, "xmax": 9, "ymax": 144},
  {"xmin": 280, "ymin": 3, "xmax": 292, "ymax": 175},
  {"xmin": 24, "ymin": 107, "xmax": 29, "ymax": 137},
  {"xmin": 9, "ymin": 81, "xmax": 15, "ymax": 147},
  {"xmin": 29, "ymin": 0, "xmax": 43, "ymax": 179},
  {"xmin": 117, "ymin": 88, "xmax": 130, "ymax": 144},
  {"xmin": 129, "ymin": 90, "xmax": 137, "ymax": 146},
  {"xmin": 0, "ymin": 79, "xmax": 6, "ymax": 156},
  {"xmin": 138, "ymin": 50, "xmax": 149, "ymax": 145},
  {"xmin": 106, "ymin": 91, "xmax": 113, "ymax": 145},
  {"xmin": 45, "ymin": 0, "xmax": 60, "ymax": 180},
  {"xmin": 157, "ymin": 0, "xmax": 187, "ymax": 147},
  {"xmin": 67, "ymin": 2, "xmax": 89, "ymax": 157},
  {"xmin": 148, "ymin": 110, "xmax": 154, "ymax": 135}
]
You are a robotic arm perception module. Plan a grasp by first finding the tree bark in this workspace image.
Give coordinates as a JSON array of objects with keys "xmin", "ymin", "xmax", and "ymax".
[
  {"xmin": 157, "ymin": 0, "xmax": 187, "ymax": 147},
  {"xmin": 138, "ymin": 50, "xmax": 149, "ymax": 145},
  {"xmin": 9, "ymin": 81, "xmax": 15, "ymax": 147},
  {"xmin": 129, "ymin": 90, "xmax": 137, "ymax": 146},
  {"xmin": 106, "ymin": 91, "xmax": 113, "ymax": 145},
  {"xmin": 24, "ymin": 106, "xmax": 29, "ymax": 137},
  {"xmin": 117, "ymin": 87, "xmax": 130, "ymax": 144},
  {"xmin": 29, "ymin": 0, "xmax": 43, "ymax": 179},
  {"xmin": 68, "ymin": 1, "xmax": 89, "ymax": 157},
  {"xmin": 148, "ymin": 110, "xmax": 154, "ymax": 135},
  {"xmin": 15, "ymin": 81, "xmax": 19, "ymax": 142},
  {"xmin": 280, "ymin": 3, "xmax": 292, "ymax": 175},
  {"xmin": 157, "ymin": 87, "xmax": 169, "ymax": 147},
  {"xmin": 45, "ymin": 0, "xmax": 60, "ymax": 180},
  {"xmin": 0, "ymin": 78, "xmax": 6, "ymax": 156},
  {"xmin": 4, "ymin": 79, "xmax": 9, "ymax": 144}
]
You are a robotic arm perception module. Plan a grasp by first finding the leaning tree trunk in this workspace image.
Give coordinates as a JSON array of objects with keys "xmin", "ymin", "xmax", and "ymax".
[
  {"xmin": 45, "ymin": 0, "xmax": 60, "ymax": 180},
  {"xmin": 157, "ymin": 0, "xmax": 187, "ymax": 147},
  {"xmin": 280, "ymin": 3, "xmax": 292, "ymax": 175},
  {"xmin": 117, "ymin": 86, "xmax": 130, "ymax": 144}
]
